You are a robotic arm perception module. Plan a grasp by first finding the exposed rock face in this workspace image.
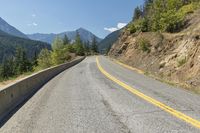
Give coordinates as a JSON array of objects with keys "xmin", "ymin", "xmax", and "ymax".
[{"xmin": 109, "ymin": 10, "xmax": 200, "ymax": 91}]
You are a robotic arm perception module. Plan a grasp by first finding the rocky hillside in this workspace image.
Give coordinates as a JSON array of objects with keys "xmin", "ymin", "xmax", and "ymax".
[{"xmin": 109, "ymin": 9, "xmax": 200, "ymax": 92}]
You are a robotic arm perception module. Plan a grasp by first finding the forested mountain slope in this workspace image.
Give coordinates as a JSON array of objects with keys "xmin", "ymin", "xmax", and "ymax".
[
  {"xmin": 98, "ymin": 30, "xmax": 121, "ymax": 53},
  {"xmin": 0, "ymin": 30, "xmax": 50, "ymax": 63},
  {"xmin": 0, "ymin": 17, "xmax": 28, "ymax": 39}
]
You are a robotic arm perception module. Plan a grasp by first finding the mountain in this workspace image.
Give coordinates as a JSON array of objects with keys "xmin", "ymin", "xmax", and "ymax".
[
  {"xmin": 27, "ymin": 28, "xmax": 102, "ymax": 44},
  {"xmin": 0, "ymin": 29, "xmax": 51, "ymax": 63},
  {"xmin": 0, "ymin": 17, "xmax": 28, "ymax": 39},
  {"xmin": 98, "ymin": 30, "xmax": 121, "ymax": 53}
]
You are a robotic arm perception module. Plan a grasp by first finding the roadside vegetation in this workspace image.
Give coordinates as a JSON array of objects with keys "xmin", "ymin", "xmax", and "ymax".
[
  {"xmin": 137, "ymin": 37, "xmax": 151, "ymax": 53},
  {"xmin": 0, "ymin": 32, "xmax": 98, "ymax": 83},
  {"xmin": 128, "ymin": 0, "xmax": 200, "ymax": 33}
]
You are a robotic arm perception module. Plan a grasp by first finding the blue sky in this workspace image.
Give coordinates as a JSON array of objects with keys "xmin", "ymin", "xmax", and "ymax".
[{"xmin": 0, "ymin": 0, "xmax": 143, "ymax": 38}]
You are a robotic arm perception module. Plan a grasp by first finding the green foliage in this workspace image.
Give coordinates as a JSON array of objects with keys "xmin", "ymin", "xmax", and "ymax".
[
  {"xmin": 0, "ymin": 28, "xmax": 98, "ymax": 81},
  {"xmin": 63, "ymin": 34, "xmax": 70, "ymax": 45},
  {"xmin": 51, "ymin": 48, "xmax": 71, "ymax": 65},
  {"xmin": 52, "ymin": 36, "xmax": 64, "ymax": 50},
  {"xmin": 84, "ymin": 41, "xmax": 91, "ymax": 55},
  {"xmin": 37, "ymin": 49, "xmax": 52, "ymax": 69},
  {"xmin": 106, "ymin": 44, "xmax": 112, "ymax": 55},
  {"xmin": 0, "ymin": 57, "xmax": 16, "ymax": 78},
  {"xmin": 15, "ymin": 47, "xmax": 33, "ymax": 74},
  {"xmin": 73, "ymin": 32, "xmax": 85, "ymax": 56},
  {"xmin": 91, "ymin": 37, "xmax": 98, "ymax": 53},
  {"xmin": 134, "ymin": 18, "xmax": 149, "ymax": 32},
  {"xmin": 138, "ymin": 38, "xmax": 151, "ymax": 53},
  {"xmin": 66, "ymin": 44, "xmax": 75, "ymax": 53},
  {"xmin": 178, "ymin": 2, "xmax": 200, "ymax": 15},
  {"xmin": 98, "ymin": 30, "xmax": 120, "ymax": 54},
  {"xmin": 0, "ymin": 47, "xmax": 33, "ymax": 80},
  {"xmin": 133, "ymin": 6, "xmax": 143, "ymax": 21},
  {"xmin": 0, "ymin": 30, "xmax": 50, "ymax": 63},
  {"xmin": 130, "ymin": 0, "xmax": 200, "ymax": 33},
  {"xmin": 128, "ymin": 23, "xmax": 137, "ymax": 34},
  {"xmin": 160, "ymin": 9, "xmax": 184, "ymax": 32},
  {"xmin": 177, "ymin": 57, "xmax": 187, "ymax": 67}
]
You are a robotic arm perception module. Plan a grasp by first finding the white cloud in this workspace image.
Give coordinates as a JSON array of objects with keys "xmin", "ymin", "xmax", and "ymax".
[
  {"xmin": 117, "ymin": 23, "xmax": 127, "ymax": 29},
  {"xmin": 104, "ymin": 22, "xmax": 127, "ymax": 33},
  {"xmin": 32, "ymin": 14, "xmax": 36, "ymax": 17},
  {"xmin": 27, "ymin": 22, "xmax": 38, "ymax": 27},
  {"xmin": 33, "ymin": 22, "xmax": 38, "ymax": 26},
  {"xmin": 104, "ymin": 27, "xmax": 118, "ymax": 32}
]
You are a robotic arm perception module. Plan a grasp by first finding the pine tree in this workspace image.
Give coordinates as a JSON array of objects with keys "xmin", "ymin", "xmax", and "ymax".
[
  {"xmin": 15, "ymin": 47, "xmax": 32, "ymax": 74},
  {"xmin": 63, "ymin": 34, "xmax": 70, "ymax": 45},
  {"xmin": 74, "ymin": 32, "xmax": 85, "ymax": 56},
  {"xmin": 52, "ymin": 36, "xmax": 64, "ymax": 50},
  {"xmin": 0, "ymin": 57, "xmax": 16, "ymax": 78},
  {"xmin": 32, "ymin": 51, "xmax": 38, "ymax": 67},
  {"xmin": 133, "ymin": 6, "xmax": 143, "ymax": 21},
  {"xmin": 84, "ymin": 41, "xmax": 90, "ymax": 55},
  {"xmin": 37, "ymin": 49, "xmax": 52, "ymax": 68},
  {"xmin": 91, "ymin": 37, "xmax": 98, "ymax": 53}
]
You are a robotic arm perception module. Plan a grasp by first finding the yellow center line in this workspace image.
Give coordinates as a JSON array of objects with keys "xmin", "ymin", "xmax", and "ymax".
[
  {"xmin": 113, "ymin": 59, "xmax": 144, "ymax": 74},
  {"xmin": 96, "ymin": 57, "xmax": 200, "ymax": 129}
]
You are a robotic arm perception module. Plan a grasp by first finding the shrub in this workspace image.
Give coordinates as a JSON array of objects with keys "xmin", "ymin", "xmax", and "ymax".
[
  {"xmin": 37, "ymin": 49, "xmax": 52, "ymax": 69},
  {"xmin": 138, "ymin": 38, "xmax": 151, "ymax": 53},
  {"xmin": 178, "ymin": 2, "xmax": 200, "ymax": 16},
  {"xmin": 177, "ymin": 57, "xmax": 187, "ymax": 67},
  {"xmin": 128, "ymin": 23, "xmax": 137, "ymax": 34},
  {"xmin": 160, "ymin": 9, "xmax": 184, "ymax": 32}
]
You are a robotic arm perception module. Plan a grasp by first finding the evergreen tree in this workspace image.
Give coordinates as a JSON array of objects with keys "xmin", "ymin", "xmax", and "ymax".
[
  {"xmin": 133, "ymin": 6, "xmax": 143, "ymax": 21},
  {"xmin": 74, "ymin": 32, "xmax": 85, "ymax": 56},
  {"xmin": 15, "ymin": 47, "xmax": 32, "ymax": 74},
  {"xmin": 37, "ymin": 49, "xmax": 52, "ymax": 69},
  {"xmin": 32, "ymin": 51, "xmax": 38, "ymax": 67},
  {"xmin": 0, "ymin": 57, "xmax": 16, "ymax": 78},
  {"xmin": 84, "ymin": 41, "xmax": 90, "ymax": 55},
  {"xmin": 91, "ymin": 37, "xmax": 98, "ymax": 53},
  {"xmin": 63, "ymin": 34, "xmax": 70, "ymax": 45},
  {"xmin": 52, "ymin": 36, "xmax": 64, "ymax": 50},
  {"xmin": 51, "ymin": 36, "xmax": 72, "ymax": 65},
  {"xmin": 106, "ymin": 44, "xmax": 112, "ymax": 55}
]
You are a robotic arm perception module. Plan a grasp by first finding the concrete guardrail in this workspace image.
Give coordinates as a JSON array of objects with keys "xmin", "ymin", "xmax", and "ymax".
[{"xmin": 0, "ymin": 57, "xmax": 85, "ymax": 121}]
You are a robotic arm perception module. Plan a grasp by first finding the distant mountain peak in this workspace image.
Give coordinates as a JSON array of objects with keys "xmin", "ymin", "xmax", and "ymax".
[
  {"xmin": 0, "ymin": 17, "xmax": 28, "ymax": 39},
  {"xmin": 77, "ymin": 27, "xmax": 86, "ymax": 31},
  {"xmin": 27, "ymin": 28, "xmax": 102, "ymax": 44}
]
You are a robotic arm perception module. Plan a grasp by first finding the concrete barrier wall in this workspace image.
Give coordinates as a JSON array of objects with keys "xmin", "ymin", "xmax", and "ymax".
[{"xmin": 0, "ymin": 57, "xmax": 85, "ymax": 121}]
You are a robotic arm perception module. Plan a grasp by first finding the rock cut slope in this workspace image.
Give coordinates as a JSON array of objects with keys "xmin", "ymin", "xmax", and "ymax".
[{"xmin": 109, "ymin": 9, "xmax": 200, "ymax": 92}]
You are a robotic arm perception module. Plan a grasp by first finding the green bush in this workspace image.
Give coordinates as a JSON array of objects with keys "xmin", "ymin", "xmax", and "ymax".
[
  {"xmin": 136, "ymin": 18, "xmax": 149, "ymax": 32},
  {"xmin": 178, "ymin": 2, "xmax": 200, "ymax": 15},
  {"xmin": 160, "ymin": 9, "xmax": 184, "ymax": 32},
  {"xmin": 128, "ymin": 23, "xmax": 137, "ymax": 34},
  {"xmin": 37, "ymin": 49, "xmax": 52, "ymax": 69},
  {"xmin": 138, "ymin": 38, "xmax": 151, "ymax": 53},
  {"xmin": 130, "ymin": 0, "xmax": 200, "ymax": 33},
  {"xmin": 177, "ymin": 57, "xmax": 187, "ymax": 67}
]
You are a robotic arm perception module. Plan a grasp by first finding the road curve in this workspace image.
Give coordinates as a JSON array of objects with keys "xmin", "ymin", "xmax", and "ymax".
[{"xmin": 1, "ymin": 56, "xmax": 200, "ymax": 133}]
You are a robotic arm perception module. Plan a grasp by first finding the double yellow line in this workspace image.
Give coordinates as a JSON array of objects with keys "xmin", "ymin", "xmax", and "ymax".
[{"xmin": 96, "ymin": 57, "xmax": 200, "ymax": 129}]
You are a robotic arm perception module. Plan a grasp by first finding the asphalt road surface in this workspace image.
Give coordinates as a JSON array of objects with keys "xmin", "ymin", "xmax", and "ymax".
[{"xmin": 1, "ymin": 56, "xmax": 200, "ymax": 133}]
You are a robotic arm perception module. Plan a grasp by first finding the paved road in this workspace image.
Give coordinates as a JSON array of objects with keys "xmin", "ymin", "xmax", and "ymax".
[{"xmin": 1, "ymin": 56, "xmax": 200, "ymax": 133}]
